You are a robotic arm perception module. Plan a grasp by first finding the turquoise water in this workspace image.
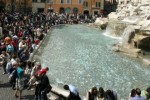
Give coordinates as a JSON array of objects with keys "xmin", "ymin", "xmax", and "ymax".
[{"xmin": 39, "ymin": 25, "xmax": 150, "ymax": 99}]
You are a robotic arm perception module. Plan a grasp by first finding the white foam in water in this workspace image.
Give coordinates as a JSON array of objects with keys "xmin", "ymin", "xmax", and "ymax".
[
  {"xmin": 56, "ymin": 78, "xmax": 64, "ymax": 85},
  {"xmin": 103, "ymin": 31, "xmax": 122, "ymax": 40}
]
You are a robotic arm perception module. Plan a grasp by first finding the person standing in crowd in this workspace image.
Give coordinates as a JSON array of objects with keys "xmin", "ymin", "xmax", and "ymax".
[
  {"xmin": 86, "ymin": 87, "xmax": 98, "ymax": 100},
  {"xmin": 0, "ymin": 39, "xmax": 6, "ymax": 53},
  {"xmin": 64, "ymin": 84, "xmax": 81, "ymax": 100},
  {"xmin": 18, "ymin": 38, "xmax": 27, "ymax": 51},
  {"xmin": 34, "ymin": 69, "xmax": 50, "ymax": 100},
  {"xmin": 131, "ymin": 88, "xmax": 145, "ymax": 100},
  {"xmin": 27, "ymin": 66, "xmax": 49, "ymax": 90},
  {"xmin": 24, "ymin": 60, "xmax": 32, "ymax": 87},
  {"xmin": 14, "ymin": 62, "xmax": 24, "ymax": 100},
  {"xmin": 141, "ymin": 87, "xmax": 150, "ymax": 100},
  {"xmin": 0, "ymin": 51, "xmax": 10, "ymax": 74},
  {"xmin": 24, "ymin": 60, "xmax": 32, "ymax": 79},
  {"xmin": 18, "ymin": 28, "xmax": 23, "ymax": 38},
  {"xmin": 8, "ymin": 60, "xmax": 18, "ymax": 90},
  {"xmin": 27, "ymin": 62, "xmax": 42, "ymax": 89},
  {"xmin": 11, "ymin": 37, "xmax": 18, "ymax": 53},
  {"xmin": 6, "ymin": 43, "xmax": 14, "ymax": 57},
  {"xmin": 6, "ymin": 57, "xmax": 17, "ymax": 75}
]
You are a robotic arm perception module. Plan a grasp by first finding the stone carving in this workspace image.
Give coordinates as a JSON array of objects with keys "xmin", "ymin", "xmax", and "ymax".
[
  {"xmin": 107, "ymin": 1, "xmax": 150, "ymax": 56},
  {"xmin": 94, "ymin": 17, "xmax": 108, "ymax": 30},
  {"xmin": 141, "ymin": 0, "xmax": 150, "ymax": 4}
]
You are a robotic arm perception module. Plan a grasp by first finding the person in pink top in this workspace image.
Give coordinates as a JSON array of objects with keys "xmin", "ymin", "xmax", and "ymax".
[{"xmin": 18, "ymin": 29, "xmax": 23, "ymax": 38}]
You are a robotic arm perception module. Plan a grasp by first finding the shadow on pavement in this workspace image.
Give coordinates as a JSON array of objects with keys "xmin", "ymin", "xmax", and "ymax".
[
  {"xmin": 23, "ymin": 94, "xmax": 34, "ymax": 100},
  {"xmin": 0, "ymin": 82, "xmax": 11, "ymax": 88}
]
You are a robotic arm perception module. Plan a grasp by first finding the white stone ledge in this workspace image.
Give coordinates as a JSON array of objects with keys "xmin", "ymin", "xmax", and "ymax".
[{"xmin": 47, "ymin": 85, "xmax": 69, "ymax": 100}]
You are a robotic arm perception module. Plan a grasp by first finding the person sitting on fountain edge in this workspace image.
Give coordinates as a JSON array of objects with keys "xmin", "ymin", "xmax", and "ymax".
[
  {"xmin": 141, "ymin": 86, "xmax": 150, "ymax": 100},
  {"xmin": 86, "ymin": 86, "xmax": 98, "ymax": 100},
  {"xmin": 64, "ymin": 84, "xmax": 81, "ymax": 100}
]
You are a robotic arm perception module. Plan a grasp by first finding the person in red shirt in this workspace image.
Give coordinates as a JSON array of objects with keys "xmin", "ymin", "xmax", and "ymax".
[
  {"xmin": 34, "ymin": 68, "xmax": 50, "ymax": 100},
  {"xmin": 18, "ymin": 30, "xmax": 23, "ymax": 38},
  {"xmin": 36, "ymin": 67, "xmax": 49, "ymax": 75},
  {"xmin": 11, "ymin": 38, "xmax": 18, "ymax": 53},
  {"xmin": 25, "ymin": 37, "xmax": 31, "ymax": 47},
  {"xmin": 27, "ymin": 68, "xmax": 49, "ymax": 90},
  {"xmin": 34, "ymin": 38, "xmax": 40, "ymax": 45}
]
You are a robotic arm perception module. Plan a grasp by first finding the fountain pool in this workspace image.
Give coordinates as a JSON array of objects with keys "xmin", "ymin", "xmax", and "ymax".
[{"xmin": 35, "ymin": 25, "xmax": 150, "ymax": 99}]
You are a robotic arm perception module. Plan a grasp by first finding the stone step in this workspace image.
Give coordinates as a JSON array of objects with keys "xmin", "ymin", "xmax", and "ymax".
[
  {"xmin": 47, "ymin": 92, "xmax": 59, "ymax": 100},
  {"xmin": 51, "ymin": 85, "xmax": 69, "ymax": 98},
  {"xmin": 47, "ymin": 85, "xmax": 70, "ymax": 100},
  {"xmin": 143, "ymin": 58, "xmax": 150, "ymax": 66}
]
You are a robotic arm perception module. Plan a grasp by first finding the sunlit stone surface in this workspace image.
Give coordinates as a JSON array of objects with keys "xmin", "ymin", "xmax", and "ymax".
[
  {"xmin": 141, "ymin": 0, "xmax": 150, "ymax": 4},
  {"xmin": 37, "ymin": 25, "xmax": 150, "ymax": 99}
]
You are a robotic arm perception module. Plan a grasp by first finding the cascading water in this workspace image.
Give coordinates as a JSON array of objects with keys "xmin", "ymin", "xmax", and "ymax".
[
  {"xmin": 35, "ymin": 25, "xmax": 150, "ymax": 100},
  {"xmin": 121, "ymin": 25, "xmax": 135, "ymax": 46},
  {"xmin": 103, "ymin": 20, "xmax": 126, "ymax": 41}
]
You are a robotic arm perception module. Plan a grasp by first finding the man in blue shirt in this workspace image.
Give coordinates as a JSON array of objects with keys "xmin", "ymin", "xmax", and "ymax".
[
  {"xmin": 131, "ymin": 88, "xmax": 145, "ymax": 100},
  {"xmin": 64, "ymin": 84, "xmax": 81, "ymax": 100}
]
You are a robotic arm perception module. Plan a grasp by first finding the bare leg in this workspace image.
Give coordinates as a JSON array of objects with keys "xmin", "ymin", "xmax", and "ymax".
[
  {"xmin": 14, "ymin": 90, "xmax": 19, "ymax": 98},
  {"xmin": 19, "ymin": 90, "xmax": 22, "ymax": 100}
]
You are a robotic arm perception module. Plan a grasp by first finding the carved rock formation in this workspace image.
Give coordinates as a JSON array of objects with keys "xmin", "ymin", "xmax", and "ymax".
[
  {"xmin": 94, "ymin": 18, "xmax": 108, "ymax": 30},
  {"xmin": 108, "ymin": 1, "xmax": 150, "ymax": 56}
]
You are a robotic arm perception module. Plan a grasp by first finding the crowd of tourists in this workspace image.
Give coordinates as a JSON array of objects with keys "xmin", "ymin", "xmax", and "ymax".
[
  {"xmin": 86, "ymin": 86, "xmax": 150, "ymax": 100},
  {"xmin": 0, "ymin": 10, "xmax": 55, "ymax": 100},
  {"xmin": 1, "ymin": 10, "xmax": 150, "ymax": 100},
  {"xmin": 0, "ymin": 10, "xmax": 99, "ymax": 100}
]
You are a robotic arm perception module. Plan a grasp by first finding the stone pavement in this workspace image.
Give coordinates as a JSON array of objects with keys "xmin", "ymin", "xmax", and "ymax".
[{"xmin": 0, "ymin": 66, "xmax": 34, "ymax": 100}]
